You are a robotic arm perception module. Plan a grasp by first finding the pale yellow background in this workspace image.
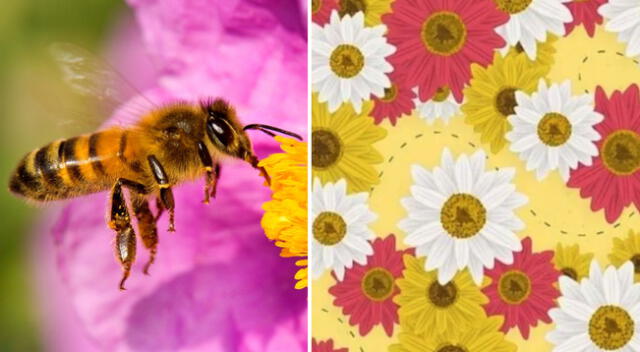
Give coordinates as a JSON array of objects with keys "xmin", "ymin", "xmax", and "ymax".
[{"xmin": 312, "ymin": 26, "xmax": 640, "ymax": 351}]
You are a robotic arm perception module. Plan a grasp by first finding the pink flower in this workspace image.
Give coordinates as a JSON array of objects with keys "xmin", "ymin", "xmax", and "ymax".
[
  {"xmin": 564, "ymin": 0, "xmax": 607, "ymax": 37},
  {"xmin": 482, "ymin": 237, "xmax": 560, "ymax": 339},
  {"xmin": 382, "ymin": 0, "xmax": 507, "ymax": 102},
  {"xmin": 329, "ymin": 235, "xmax": 411, "ymax": 337},
  {"xmin": 370, "ymin": 75, "xmax": 416, "ymax": 126},
  {"xmin": 312, "ymin": 338, "xmax": 348, "ymax": 352},
  {"xmin": 568, "ymin": 85, "xmax": 640, "ymax": 223},
  {"xmin": 33, "ymin": 1, "xmax": 308, "ymax": 351},
  {"xmin": 312, "ymin": 0, "xmax": 339, "ymax": 25}
]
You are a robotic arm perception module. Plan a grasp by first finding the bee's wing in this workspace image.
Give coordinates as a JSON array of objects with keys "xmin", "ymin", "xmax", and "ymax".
[{"xmin": 48, "ymin": 42, "xmax": 157, "ymax": 131}]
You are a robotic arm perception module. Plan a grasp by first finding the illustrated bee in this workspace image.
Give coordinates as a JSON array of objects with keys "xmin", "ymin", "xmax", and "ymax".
[{"xmin": 8, "ymin": 44, "xmax": 302, "ymax": 290}]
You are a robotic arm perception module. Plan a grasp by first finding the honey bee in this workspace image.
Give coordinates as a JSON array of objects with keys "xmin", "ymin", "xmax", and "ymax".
[{"xmin": 8, "ymin": 44, "xmax": 302, "ymax": 290}]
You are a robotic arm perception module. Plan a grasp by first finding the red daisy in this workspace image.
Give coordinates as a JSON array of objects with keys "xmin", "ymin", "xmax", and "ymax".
[
  {"xmin": 370, "ymin": 74, "xmax": 416, "ymax": 126},
  {"xmin": 568, "ymin": 85, "xmax": 640, "ymax": 223},
  {"xmin": 329, "ymin": 235, "xmax": 411, "ymax": 337},
  {"xmin": 312, "ymin": 338, "xmax": 348, "ymax": 352},
  {"xmin": 312, "ymin": 0, "xmax": 339, "ymax": 25},
  {"xmin": 482, "ymin": 237, "xmax": 560, "ymax": 340},
  {"xmin": 382, "ymin": 0, "xmax": 507, "ymax": 102},
  {"xmin": 564, "ymin": 0, "xmax": 607, "ymax": 37}
]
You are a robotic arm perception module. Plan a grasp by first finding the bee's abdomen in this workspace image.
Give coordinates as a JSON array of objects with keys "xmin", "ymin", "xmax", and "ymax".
[{"xmin": 9, "ymin": 131, "xmax": 125, "ymax": 201}]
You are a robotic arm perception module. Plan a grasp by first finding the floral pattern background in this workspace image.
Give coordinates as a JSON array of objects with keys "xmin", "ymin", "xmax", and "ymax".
[{"xmin": 311, "ymin": 0, "xmax": 640, "ymax": 351}]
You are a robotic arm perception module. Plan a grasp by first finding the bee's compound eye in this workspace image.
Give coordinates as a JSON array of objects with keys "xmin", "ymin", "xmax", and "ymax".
[{"xmin": 206, "ymin": 119, "xmax": 233, "ymax": 147}]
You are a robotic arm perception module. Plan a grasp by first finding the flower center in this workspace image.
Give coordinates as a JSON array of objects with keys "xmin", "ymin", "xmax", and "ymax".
[
  {"xmin": 312, "ymin": 129, "xmax": 343, "ymax": 169},
  {"xmin": 313, "ymin": 211, "xmax": 347, "ymax": 246},
  {"xmin": 339, "ymin": 0, "xmax": 367, "ymax": 17},
  {"xmin": 437, "ymin": 345, "xmax": 467, "ymax": 352},
  {"xmin": 432, "ymin": 86, "xmax": 451, "ymax": 102},
  {"xmin": 631, "ymin": 254, "xmax": 640, "ymax": 274},
  {"xmin": 537, "ymin": 112, "xmax": 572, "ymax": 147},
  {"xmin": 494, "ymin": 0, "xmax": 533, "ymax": 14},
  {"xmin": 427, "ymin": 281, "xmax": 458, "ymax": 307},
  {"xmin": 441, "ymin": 194, "xmax": 487, "ymax": 239},
  {"xmin": 312, "ymin": 0, "xmax": 322, "ymax": 13},
  {"xmin": 561, "ymin": 267, "xmax": 578, "ymax": 280},
  {"xmin": 329, "ymin": 44, "xmax": 365, "ymax": 79},
  {"xmin": 361, "ymin": 267, "xmax": 395, "ymax": 301},
  {"xmin": 601, "ymin": 130, "xmax": 640, "ymax": 175},
  {"xmin": 380, "ymin": 84, "xmax": 398, "ymax": 102},
  {"xmin": 498, "ymin": 270, "xmax": 531, "ymax": 304},
  {"xmin": 421, "ymin": 12, "xmax": 467, "ymax": 56},
  {"xmin": 589, "ymin": 305, "xmax": 635, "ymax": 350},
  {"xmin": 495, "ymin": 87, "xmax": 518, "ymax": 117}
]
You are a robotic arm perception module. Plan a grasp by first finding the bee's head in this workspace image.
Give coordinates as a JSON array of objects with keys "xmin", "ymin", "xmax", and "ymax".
[{"xmin": 203, "ymin": 98, "xmax": 303, "ymax": 184}]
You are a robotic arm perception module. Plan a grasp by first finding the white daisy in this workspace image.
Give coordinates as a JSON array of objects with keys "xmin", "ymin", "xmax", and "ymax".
[
  {"xmin": 398, "ymin": 149, "xmax": 528, "ymax": 285},
  {"xmin": 311, "ymin": 11, "xmax": 395, "ymax": 113},
  {"xmin": 506, "ymin": 79, "xmax": 603, "ymax": 181},
  {"xmin": 494, "ymin": 0, "xmax": 573, "ymax": 60},
  {"xmin": 311, "ymin": 178, "xmax": 376, "ymax": 280},
  {"xmin": 599, "ymin": 0, "xmax": 640, "ymax": 58},
  {"xmin": 547, "ymin": 260, "xmax": 640, "ymax": 352},
  {"xmin": 414, "ymin": 86, "xmax": 461, "ymax": 124}
]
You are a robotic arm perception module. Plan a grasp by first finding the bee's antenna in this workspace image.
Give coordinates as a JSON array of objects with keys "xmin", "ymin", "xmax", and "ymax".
[{"xmin": 243, "ymin": 124, "xmax": 303, "ymax": 141}]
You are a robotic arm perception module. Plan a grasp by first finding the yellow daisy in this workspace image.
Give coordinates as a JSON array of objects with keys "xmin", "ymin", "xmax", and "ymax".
[
  {"xmin": 260, "ymin": 136, "xmax": 308, "ymax": 289},
  {"xmin": 312, "ymin": 94, "xmax": 386, "ymax": 193},
  {"xmin": 389, "ymin": 315, "xmax": 516, "ymax": 352},
  {"xmin": 609, "ymin": 230, "xmax": 640, "ymax": 282},
  {"xmin": 462, "ymin": 53, "xmax": 548, "ymax": 153},
  {"xmin": 506, "ymin": 35, "xmax": 558, "ymax": 75},
  {"xmin": 338, "ymin": 0, "xmax": 392, "ymax": 26},
  {"xmin": 394, "ymin": 255, "xmax": 488, "ymax": 335},
  {"xmin": 553, "ymin": 243, "xmax": 594, "ymax": 282}
]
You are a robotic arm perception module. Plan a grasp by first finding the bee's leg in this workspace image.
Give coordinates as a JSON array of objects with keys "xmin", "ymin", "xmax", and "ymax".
[
  {"xmin": 109, "ymin": 179, "xmax": 137, "ymax": 290},
  {"xmin": 131, "ymin": 194, "xmax": 158, "ymax": 275},
  {"xmin": 197, "ymin": 142, "xmax": 221, "ymax": 203},
  {"xmin": 147, "ymin": 155, "xmax": 175, "ymax": 232},
  {"xmin": 154, "ymin": 197, "xmax": 164, "ymax": 221}
]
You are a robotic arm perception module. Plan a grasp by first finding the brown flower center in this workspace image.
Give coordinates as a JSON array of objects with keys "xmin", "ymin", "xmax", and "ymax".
[
  {"xmin": 428, "ymin": 281, "xmax": 458, "ymax": 307},
  {"xmin": 441, "ymin": 194, "xmax": 487, "ymax": 239},
  {"xmin": 498, "ymin": 270, "xmax": 531, "ymax": 304},
  {"xmin": 561, "ymin": 267, "xmax": 578, "ymax": 280},
  {"xmin": 312, "ymin": 0, "xmax": 322, "ymax": 13},
  {"xmin": 631, "ymin": 254, "xmax": 640, "ymax": 274},
  {"xmin": 361, "ymin": 267, "xmax": 395, "ymax": 301},
  {"xmin": 437, "ymin": 346, "xmax": 467, "ymax": 352},
  {"xmin": 589, "ymin": 305, "xmax": 635, "ymax": 350},
  {"xmin": 312, "ymin": 129, "xmax": 342, "ymax": 169},
  {"xmin": 421, "ymin": 12, "xmax": 467, "ymax": 56},
  {"xmin": 601, "ymin": 130, "xmax": 640, "ymax": 175},
  {"xmin": 380, "ymin": 84, "xmax": 398, "ymax": 103},
  {"xmin": 495, "ymin": 87, "xmax": 518, "ymax": 117},
  {"xmin": 330, "ymin": 44, "xmax": 365, "ymax": 78},
  {"xmin": 537, "ymin": 112, "xmax": 572, "ymax": 147},
  {"xmin": 339, "ymin": 0, "xmax": 367, "ymax": 17},
  {"xmin": 433, "ymin": 86, "xmax": 451, "ymax": 102},
  {"xmin": 494, "ymin": 0, "xmax": 533, "ymax": 14},
  {"xmin": 313, "ymin": 211, "xmax": 347, "ymax": 246}
]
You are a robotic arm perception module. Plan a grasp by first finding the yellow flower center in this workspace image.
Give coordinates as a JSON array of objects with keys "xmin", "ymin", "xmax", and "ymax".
[
  {"xmin": 380, "ymin": 84, "xmax": 398, "ymax": 102},
  {"xmin": 561, "ymin": 267, "xmax": 578, "ymax": 280},
  {"xmin": 432, "ymin": 86, "xmax": 451, "ymax": 102},
  {"xmin": 427, "ymin": 281, "xmax": 458, "ymax": 307},
  {"xmin": 494, "ymin": 0, "xmax": 533, "ymax": 14},
  {"xmin": 312, "ymin": 129, "xmax": 343, "ymax": 169},
  {"xmin": 495, "ymin": 87, "xmax": 518, "ymax": 117},
  {"xmin": 421, "ymin": 12, "xmax": 467, "ymax": 56},
  {"xmin": 601, "ymin": 130, "xmax": 640, "ymax": 175},
  {"xmin": 537, "ymin": 112, "xmax": 572, "ymax": 147},
  {"xmin": 312, "ymin": 0, "xmax": 322, "ymax": 13},
  {"xmin": 313, "ymin": 211, "xmax": 347, "ymax": 246},
  {"xmin": 361, "ymin": 267, "xmax": 395, "ymax": 301},
  {"xmin": 589, "ymin": 305, "xmax": 635, "ymax": 350},
  {"xmin": 330, "ymin": 44, "xmax": 365, "ymax": 78},
  {"xmin": 437, "ymin": 346, "xmax": 467, "ymax": 352},
  {"xmin": 498, "ymin": 270, "xmax": 532, "ymax": 304},
  {"xmin": 441, "ymin": 194, "xmax": 487, "ymax": 239},
  {"xmin": 339, "ymin": 0, "xmax": 367, "ymax": 17},
  {"xmin": 631, "ymin": 254, "xmax": 640, "ymax": 274}
]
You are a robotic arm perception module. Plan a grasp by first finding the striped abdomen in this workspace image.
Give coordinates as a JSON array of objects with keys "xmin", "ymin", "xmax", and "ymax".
[{"xmin": 9, "ymin": 128, "xmax": 144, "ymax": 201}]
